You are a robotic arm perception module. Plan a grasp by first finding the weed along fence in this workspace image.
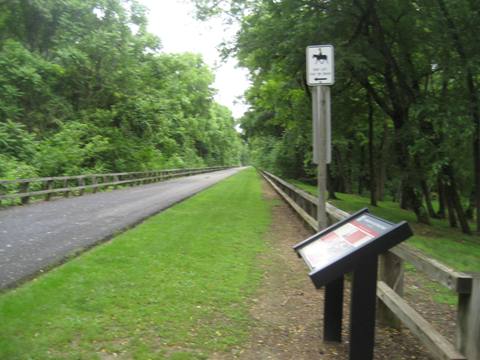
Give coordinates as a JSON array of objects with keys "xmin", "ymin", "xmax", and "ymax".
[
  {"xmin": 260, "ymin": 170, "xmax": 479, "ymax": 360},
  {"xmin": 0, "ymin": 166, "xmax": 231, "ymax": 205}
]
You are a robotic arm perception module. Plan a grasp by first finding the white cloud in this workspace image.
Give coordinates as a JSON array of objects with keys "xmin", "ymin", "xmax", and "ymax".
[{"xmin": 139, "ymin": 0, "xmax": 250, "ymax": 119}]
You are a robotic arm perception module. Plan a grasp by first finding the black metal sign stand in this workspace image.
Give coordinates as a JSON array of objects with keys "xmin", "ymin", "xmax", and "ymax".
[
  {"xmin": 349, "ymin": 254, "xmax": 378, "ymax": 360},
  {"xmin": 323, "ymin": 275, "xmax": 343, "ymax": 342},
  {"xmin": 322, "ymin": 257, "xmax": 378, "ymax": 360},
  {"xmin": 293, "ymin": 208, "xmax": 413, "ymax": 360}
]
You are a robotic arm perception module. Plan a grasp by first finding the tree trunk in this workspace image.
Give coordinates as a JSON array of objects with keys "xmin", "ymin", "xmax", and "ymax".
[
  {"xmin": 445, "ymin": 184, "xmax": 458, "ymax": 228},
  {"xmin": 452, "ymin": 187, "xmax": 472, "ymax": 235},
  {"xmin": 396, "ymin": 133, "xmax": 430, "ymax": 224},
  {"xmin": 336, "ymin": 148, "xmax": 347, "ymax": 193},
  {"xmin": 368, "ymin": 95, "xmax": 377, "ymax": 206},
  {"xmin": 474, "ymin": 135, "xmax": 480, "ymax": 232},
  {"xmin": 358, "ymin": 145, "xmax": 365, "ymax": 195},
  {"xmin": 395, "ymin": 134, "xmax": 430, "ymax": 224},
  {"xmin": 377, "ymin": 160, "xmax": 386, "ymax": 201},
  {"xmin": 406, "ymin": 184, "xmax": 431, "ymax": 224},
  {"xmin": 465, "ymin": 190, "xmax": 475, "ymax": 220},
  {"xmin": 421, "ymin": 179, "xmax": 436, "ymax": 218},
  {"xmin": 445, "ymin": 165, "xmax": 471, "ymax": 234},
  {"xmin": 376, "ymin": 120, "xmax": 388, "ymax": 201},
  {"xmin": 392, "ymin": 184, "xmax": 400, "ymax": 203},
  {"xmin": 437, "ymin": 177, "xmax": 446, "ymax": 219},
  {"xmin": 327, "ymin": 165, "xmax": 338, "ymax": 200},
  {"xmin": 400, "ymin": 181, "xmax": 410, "ymax": 210},
  {"xmin": 345, "ymin": 145, "xmax": 353, "ymax": 193}
]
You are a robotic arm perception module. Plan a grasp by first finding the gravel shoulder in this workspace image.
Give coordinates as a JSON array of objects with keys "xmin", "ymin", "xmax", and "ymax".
[{"xmin": 0, "ymin": 168, "xmax": 244, "ymax": 289}]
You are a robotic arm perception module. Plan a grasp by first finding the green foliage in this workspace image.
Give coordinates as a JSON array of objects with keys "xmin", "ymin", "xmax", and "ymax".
[
  {"xmin": 0, "ymin": 40, "xmax": 66, "ymax": 131},
  {"xmin": 34, "ymin": 121, "xmax": 110, "ymax": 175},
  {"xmin": 192, "ymin": 0, "xmax": 480, "ymax": 227},
  {"xmin": 0, "ymin": 154, "xmax": 38, "ymax": 199},
  {"xmin": 0, "ymin": 0, "xmax": 242, "ymax": 179},
  {"xmin": 0, "ymin": 155, "xmax": 38, "ymax": 180},
  {"xmin": 0, "ymin": 120, "xmax": 36, "ymax": 160}
]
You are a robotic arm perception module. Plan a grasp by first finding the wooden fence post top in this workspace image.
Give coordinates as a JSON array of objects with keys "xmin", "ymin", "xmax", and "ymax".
[{"xmin": 456, "ymin": 274, "xmax": 480, "ymax": 360}]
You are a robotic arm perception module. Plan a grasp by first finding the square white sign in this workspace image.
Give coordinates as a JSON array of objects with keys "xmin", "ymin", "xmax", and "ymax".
[{"xmin": 306, "ymin": 45, "xmax": 334, "ymax": 86}]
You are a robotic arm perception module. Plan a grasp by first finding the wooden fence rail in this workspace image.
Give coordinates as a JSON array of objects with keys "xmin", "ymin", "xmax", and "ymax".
[
  {"xmin": 260, "ymin": 170, "xmax": 479, "ymax": 360},
  {"xmin": 0, "ymin": 166, "xmax": 231, "ymax": 205}
]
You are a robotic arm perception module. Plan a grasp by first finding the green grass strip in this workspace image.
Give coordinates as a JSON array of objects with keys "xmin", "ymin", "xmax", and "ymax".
[{"xmin": 0, "ymin": 168, "xmax": 273, "ymax": 360}]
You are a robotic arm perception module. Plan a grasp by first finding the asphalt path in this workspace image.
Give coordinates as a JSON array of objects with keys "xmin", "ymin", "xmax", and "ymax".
[{"xmin": 0, "ymin": 167, "xmax": 244, "ymax": 289}]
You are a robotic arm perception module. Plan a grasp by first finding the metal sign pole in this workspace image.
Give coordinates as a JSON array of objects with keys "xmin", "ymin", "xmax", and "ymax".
[
  {"xmin": 325, "ymin": 86, "xmax": 332, "ymax": 165},
  {"xmin": 312, "ymin": 86, "xmax": 331, "ymax": 229},
  {"xmin": 312, "ymin": 87, "xmax": 319, "ymax": 165},
  {"xmin": 314, "ymin": 86, "xmax": 328, "ymax": 230},
  {"xmin": 316, "ymin": 86, "xmax": 328, "ymax": 230}
]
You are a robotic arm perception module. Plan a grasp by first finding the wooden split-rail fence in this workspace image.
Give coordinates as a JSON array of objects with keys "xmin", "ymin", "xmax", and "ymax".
[
  {"xmin": 0, "ymin": 166, "xmax": 230, "ymax": 205},
  {"xmin": 261, "ymin": 170, "xmax": 479, "ymax": 360}
]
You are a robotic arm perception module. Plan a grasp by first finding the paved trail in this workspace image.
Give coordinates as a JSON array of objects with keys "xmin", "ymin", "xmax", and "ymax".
[{"xmin": 0, "ymin": 167, "xmax": 244, "ymax": 289}]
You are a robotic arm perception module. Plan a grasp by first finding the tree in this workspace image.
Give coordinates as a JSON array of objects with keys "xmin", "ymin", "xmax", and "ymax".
[
  {"xmin": 0, "ymin": 0, "xmax": 242, "ymax": 178},
  {"xmin": 191, "ymin": 0, "xmax": 478, "ymax": 230}
]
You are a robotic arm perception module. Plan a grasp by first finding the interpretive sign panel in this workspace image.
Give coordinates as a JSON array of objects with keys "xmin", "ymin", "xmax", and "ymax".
[
  {"xmin": 293, "ymin": 208, "xmax": 413, "ymax": 360},
  {"xmin": 299, "ymin": 213, "xmax": 391, "ymax": 270},
  {"xmin": 306, "ymin": 45, "xmax": 334, "ymax": 86},
  {"xmin": 294, "ymin": 208, "xmax": 412, "ymax": 288}
]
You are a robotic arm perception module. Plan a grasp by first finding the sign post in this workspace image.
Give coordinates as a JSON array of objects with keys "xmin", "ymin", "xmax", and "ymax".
[
  {"xmin": 307, "ymin": 44, "xmax": 334, "ymax": 229},
  {"xmin": 313, "ymin": 86, "xmax": 328, "ymax": 230},
  {"xmin": 307, "ymin": 44, "xmax": 340, "ymax": 342}
]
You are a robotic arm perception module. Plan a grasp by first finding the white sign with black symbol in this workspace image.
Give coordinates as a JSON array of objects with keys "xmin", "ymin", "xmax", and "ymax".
[{"xmin": 306, "ymin": 45, "xmax": 334, "ymax": 86}]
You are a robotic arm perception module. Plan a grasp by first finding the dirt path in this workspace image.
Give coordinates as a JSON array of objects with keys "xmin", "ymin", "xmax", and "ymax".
[{"xmin": 215, "ymin": 179, "xmax": 458, "ymax": 359}]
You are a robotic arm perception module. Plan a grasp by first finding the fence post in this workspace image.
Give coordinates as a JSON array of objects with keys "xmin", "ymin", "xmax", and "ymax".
[
  {"xmin": 20, "ymin": 182, "xmax": 30, "ymax": 204},
  {"xmin": 113, "ymin": 175, "xmax": 119, "ymax": 189},
  {"xmin": 45, "ymin": 180, "xmax": 54, "ymax": 200},
  {"xmin": 78, "ymin": 177, "xmax": 85, "ymax": 196},
  {"xmin": 456, "ymin": 274, "xmax": 480, "ymax": 359},
  {"xmin": 308, "ymin": 201, "xmax": 314, "ymax": 220},
  {"xmin": 63, "ymin": 179, "xmax": 70, "ymax": 197},
  {"xmin": 377, "ymin": 251, "xmax": 404, "ymax": 329},
  {"xmin": 92, "ymin": 176, "xmax": 98, "ymax": 193}
]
